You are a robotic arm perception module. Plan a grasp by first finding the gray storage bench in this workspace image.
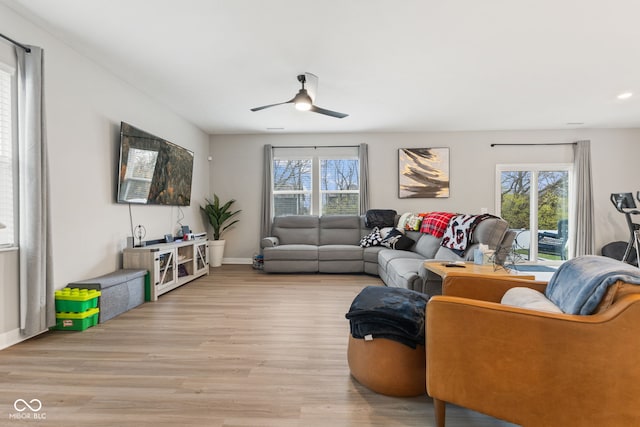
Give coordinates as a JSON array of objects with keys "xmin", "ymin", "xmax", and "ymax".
[{"xmin": 68, "ymin": 269, "xmax": 147, "ymax": 322}]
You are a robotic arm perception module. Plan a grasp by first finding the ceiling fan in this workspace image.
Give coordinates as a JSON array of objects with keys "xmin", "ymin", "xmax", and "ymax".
[{"xmin": 251, "ymin": 73, "xmax": 348, "ymax": 119}]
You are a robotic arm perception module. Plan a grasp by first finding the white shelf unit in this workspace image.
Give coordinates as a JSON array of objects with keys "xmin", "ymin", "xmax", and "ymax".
[{"xmin": 123, "ymin": 239, "xmax": 209, "ymax": 301}]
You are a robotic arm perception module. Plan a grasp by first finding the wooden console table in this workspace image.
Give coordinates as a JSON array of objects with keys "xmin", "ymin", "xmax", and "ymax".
[{"xmin": 123, "ymin": 239, "xmax": 209, "ymax": 301}]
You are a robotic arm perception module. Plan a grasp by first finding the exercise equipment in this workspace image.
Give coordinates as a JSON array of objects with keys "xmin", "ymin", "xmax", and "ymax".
[{"xmin": 609, "ymin": 193, "xmax": 640, "ymax": 265}]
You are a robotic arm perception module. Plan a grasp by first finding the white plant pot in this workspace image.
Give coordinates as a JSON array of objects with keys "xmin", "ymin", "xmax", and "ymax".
[{"xmin": 209, "ymin": 240, "xmax": 226, "ymax": 267}]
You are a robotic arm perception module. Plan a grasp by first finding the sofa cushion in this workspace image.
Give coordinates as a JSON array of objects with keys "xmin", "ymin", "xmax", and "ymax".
[
  {"xmin": 384, "ymin": 258, "xmax": 425, "ymax": 291},
  {"xmin": 320, "ymin": 259, "xmax": 364, "ymax": 273},
  {"xmin": 414, "ymin": 233, "xmax": 442, "ymax": 259},
  {"xmin": 319, "ymin": 245, "xmax": 363, "ymax": 261},
  {"xmin": 272, "ymin": 216, "xmax": 320, "ymax": 245},
  {"xmin": 472, "ymin": 217, "xmax": 508, "ymax": 247},
  {"xmin": 320, "ymin": 215, "xmax": 361, "ymax": 245},
  {"xmin": 264, "ymin": 260, "xmax": 318, "ymax": 273},
  {"xmin": 378, "ymin": 248, "xmax": 424, "ymax": 271},
  {"xmin": 433, "ymin": 246, "xmax": 465, "ymax": 262},
  {"xmin": 263, "ymin": 244, "xmax": 318, "ymax": 261},
  {"xmin": 363, "ymin": 246, "xmax": 386, "ymax": 263}
]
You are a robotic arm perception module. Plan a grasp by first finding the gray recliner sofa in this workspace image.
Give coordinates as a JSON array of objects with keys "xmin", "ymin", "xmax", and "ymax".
[
  {"xmin": 261, "ymin": 214, "xmax": 515, "ymax": 293},
  {"xmin": 261, "ymin": 215, "xmax": 378, "ymax": 274}
]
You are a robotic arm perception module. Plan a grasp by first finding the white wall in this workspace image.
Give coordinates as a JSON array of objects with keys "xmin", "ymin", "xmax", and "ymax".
[
  {"xmin": 3, "ymin": 1, "xmax": 640, "ymax": 348},
  {"xmin": 210, "ymin": 129, "xmax": 640, "ymax": 261},
  {"xmin": 0, "ymin": 4, "xmax": 210, "ymax": 346}
]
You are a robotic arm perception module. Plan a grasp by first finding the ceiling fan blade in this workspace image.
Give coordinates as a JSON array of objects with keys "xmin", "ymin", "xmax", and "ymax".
[
  {"xmin": 250, "ymin": 99, "xmax": 293, "ymax": 112},
  {"xmin": 310, "ymin": 105, "xmax": 349, "ymax": 119}
]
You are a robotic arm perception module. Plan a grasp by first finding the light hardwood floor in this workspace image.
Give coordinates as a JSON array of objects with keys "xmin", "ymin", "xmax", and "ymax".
[{"xmin": 0, "ymin": 265, "xmax": 517, "ymax": 427}]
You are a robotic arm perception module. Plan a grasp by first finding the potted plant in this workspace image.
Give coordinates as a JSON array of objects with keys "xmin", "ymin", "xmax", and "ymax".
[{"xmin": 201, "ymin": 194, "xmax": 241, "ymax": 267}]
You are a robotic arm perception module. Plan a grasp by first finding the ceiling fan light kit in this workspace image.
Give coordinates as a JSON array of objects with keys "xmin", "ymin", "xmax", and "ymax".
[
  {"xmin": 293, "ymin": 90, "xmax": 312, "ymax": 111},
  {"xmin": 251, "ymin": 74, "xmax": 348, "ymax": 119}
]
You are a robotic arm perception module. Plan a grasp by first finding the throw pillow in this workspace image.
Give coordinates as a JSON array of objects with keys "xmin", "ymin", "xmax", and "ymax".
[
  {"xmin": 397, "ymin": 212, "xmax": 413, "ymax": 230},
  {"xmin": 405, "ymin": 213, "xmax": 425, "ymax": 231},
  {"xmin": 501, "ymin": 287, "xmax": 563, "ymax": 314},
  {"xmin": 359, "ymin": 227, "xmax": 383, "ymax": 248},
  {"xmin": 381, "ymin": 228, "xmax": 415, "ymax": 250},
  {"xmin": 379, "ymin": 227, "xmax": 395, "ymax": 239},
  {"xmin": 364, "ymin": 209, "xmax": 397, "ymax": 228}
]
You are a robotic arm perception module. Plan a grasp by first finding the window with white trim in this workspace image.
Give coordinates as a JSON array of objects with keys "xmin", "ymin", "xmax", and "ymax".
[
  {"xmin": 496, "ymin": 164, "xmax": 572, "ymax": 261},
  {"xmin": 0, "ymin": 65, "xmax": 15, "ymax": 247},
  {"xmin": 273, "ymin": 146, "xmax": 360, "ymax": 216}
]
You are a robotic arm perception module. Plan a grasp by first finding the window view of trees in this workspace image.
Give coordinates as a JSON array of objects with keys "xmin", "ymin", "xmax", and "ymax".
[
  {"xmin": 499, "ymin": 168, "xmax": 570, "ymax": 261},
  {"xmin": 272, "ymin": 155, "xmax": 359, "ymax": 216},
  {"xmin": 321, "ymin": 159, "xmax": 359, "ymax": 215},
  {"xmin": 536, "ymin": 171, "xmax": 569, "ymax": 230},
  {"xmin": 500, "ymin": 171, "xmax": 531, "ymax": 230},
  {"xmin": 501, "ymin": 171, "xmax": 568, "ymax": 229},
  {"xmin": 273, "ymin": 159, "xmax": 312, "ymax": 216}
]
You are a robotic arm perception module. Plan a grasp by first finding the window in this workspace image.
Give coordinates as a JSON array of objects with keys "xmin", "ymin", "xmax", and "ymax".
[
  {"xmin": 0, "ymin": 65, "xmax": 15, "ymax": 247},
  {"xmin": 320, "ymin": 158, "xmax": 359, "ymax": 215},
  {"xmin": 496, "ymin": 164, "xmax": 572, "ymax": 261},
  {"xmin": 272, "ymin": 146, "xmax": 360, "ymax": 216}
]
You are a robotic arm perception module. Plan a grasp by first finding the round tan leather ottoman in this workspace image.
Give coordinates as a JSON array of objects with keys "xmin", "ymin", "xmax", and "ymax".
[{"xmin": 347, "ymin": 334, "xmax": 426, "ymax": 397}]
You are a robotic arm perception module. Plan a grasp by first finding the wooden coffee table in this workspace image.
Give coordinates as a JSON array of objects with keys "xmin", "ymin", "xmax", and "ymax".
[{"xmin": 423, "ymin": 261, "xmax": 537, "ymax": 281}]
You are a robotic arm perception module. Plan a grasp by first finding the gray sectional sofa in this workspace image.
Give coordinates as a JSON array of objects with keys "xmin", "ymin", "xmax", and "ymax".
[{"xmin": 261, "ymin": 214, "xmax": 515, "ymax": 294}]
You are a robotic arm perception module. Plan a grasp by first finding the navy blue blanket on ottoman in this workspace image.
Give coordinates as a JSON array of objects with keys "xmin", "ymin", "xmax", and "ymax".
[{"xmin": 345, "ymin": 286, "xmax": 430, "ymax": 348}]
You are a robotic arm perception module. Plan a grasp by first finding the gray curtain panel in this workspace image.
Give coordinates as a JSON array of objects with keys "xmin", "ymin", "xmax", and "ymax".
[
  {"xmin": 359, "ymin": 143, "xmax": 369, "ymax": 214},
  {"xmin": 260, "ymin": 144, "xmax": 273, "ymax": 240},
  {"xmin": 16, "ymin": 45, "xmax": 54, "ymax": 335},
  {"xmin": 571, "ymin": 140, "xmax": 595, "ymax": 257}
]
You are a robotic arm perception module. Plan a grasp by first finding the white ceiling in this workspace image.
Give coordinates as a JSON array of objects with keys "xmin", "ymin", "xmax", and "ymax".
[{"xmin": 3, "ymin": 0, "xmax": 640, "ymax": 134}]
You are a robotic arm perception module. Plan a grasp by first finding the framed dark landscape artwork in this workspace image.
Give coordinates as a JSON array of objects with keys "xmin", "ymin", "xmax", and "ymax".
[{"xmin": 398, "ymin": 148, "xmax": 450, "ymax": 198}]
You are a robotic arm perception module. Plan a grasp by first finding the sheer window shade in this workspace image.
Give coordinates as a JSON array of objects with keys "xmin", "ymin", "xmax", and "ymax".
[{"xmin": 0, "ymin": 67, "xmax": 14, "ymax": 246}]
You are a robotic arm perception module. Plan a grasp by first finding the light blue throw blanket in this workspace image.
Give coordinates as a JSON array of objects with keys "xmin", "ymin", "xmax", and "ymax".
[{"xmin": 545, "ymin": 255, "xmax": 640, "ymax": 315}]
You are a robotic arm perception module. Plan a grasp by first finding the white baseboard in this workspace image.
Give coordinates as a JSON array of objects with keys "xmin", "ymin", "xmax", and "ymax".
[
  {"xmin": 0, "ymin": 328, "xmax": 26, "ymax": 350},
  {"xmin": 222, "ymin": 257, "xmax": 252, "ymax": 265}
]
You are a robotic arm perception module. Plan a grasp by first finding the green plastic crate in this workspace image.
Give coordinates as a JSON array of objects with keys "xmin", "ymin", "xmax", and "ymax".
[
  {"xmin": 53, "ymin": 308, "xmax": 100, "ymax": 331},
  {"xmin": 55, "ymin": 288, "xmax": 101, "ymax": 313}
]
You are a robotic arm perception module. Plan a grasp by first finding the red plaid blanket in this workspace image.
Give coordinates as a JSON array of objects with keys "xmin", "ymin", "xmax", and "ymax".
[{"xmin": 420, "ymin": 212, "xmax": 456, "ymax": 238}]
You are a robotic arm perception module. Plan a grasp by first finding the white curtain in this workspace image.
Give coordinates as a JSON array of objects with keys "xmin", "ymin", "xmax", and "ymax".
[
  {"xmin": 571, "ymin": 140, "xmax": 595, "ymax": 257},
  {"xmin": 16, "ymin": 45, "xmax": 54, "ymax": 335},
  {"xmin": 359, "ymin": 143, "xmax": 369, "ymax": 213},
  {"xmin": 260, "ymin": 144, "xmax": 273, "ymax": 240}
]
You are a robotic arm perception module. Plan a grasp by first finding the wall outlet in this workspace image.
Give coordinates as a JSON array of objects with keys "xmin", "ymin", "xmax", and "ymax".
[{"xmin": 480, "ymin": 207, "xmax": 488, "ymax": 214}]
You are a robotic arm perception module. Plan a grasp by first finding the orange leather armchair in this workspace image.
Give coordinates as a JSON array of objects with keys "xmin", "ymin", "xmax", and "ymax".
[{"xmin": 426, "ymin": 273, "xmax": 640, "ymax": 427}]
